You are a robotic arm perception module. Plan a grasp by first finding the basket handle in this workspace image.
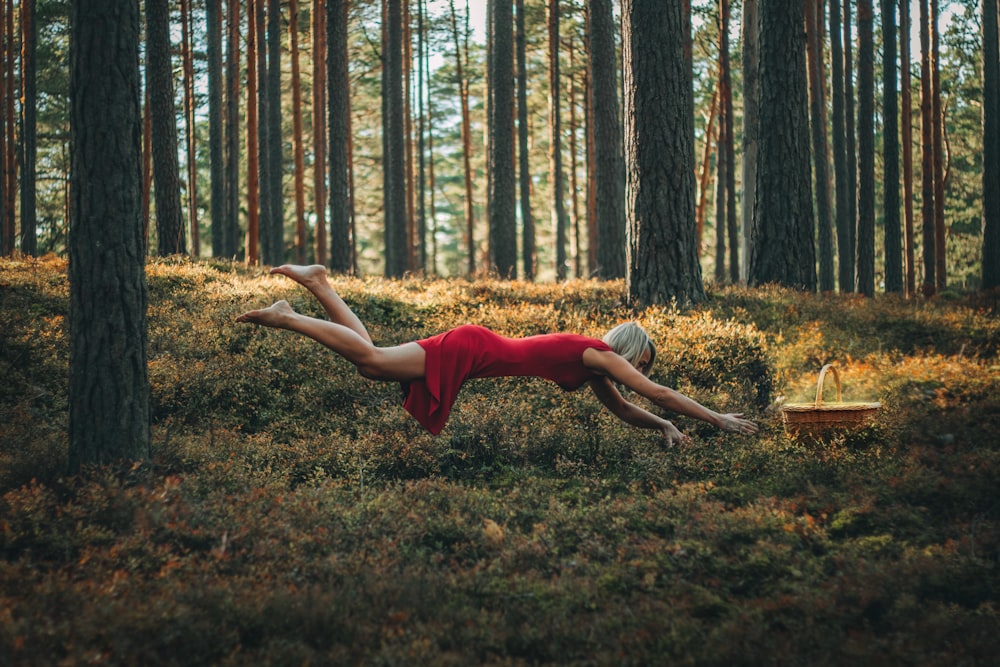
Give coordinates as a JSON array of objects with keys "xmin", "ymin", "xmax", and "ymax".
[{"xmin": 815, "ymin": 364, "xmax": 842, "ymax": 406}]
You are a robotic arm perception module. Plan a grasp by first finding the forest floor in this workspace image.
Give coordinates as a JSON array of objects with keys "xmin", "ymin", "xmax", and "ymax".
[{"xmin": 2, "ymin": 255, "xmax": 999, "ymax": 665}]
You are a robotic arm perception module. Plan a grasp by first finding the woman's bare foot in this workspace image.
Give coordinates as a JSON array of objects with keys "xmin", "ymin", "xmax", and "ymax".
[
  {"xmin": 235, "ymin": 300, "xmax": 296, "ymax": 327},
  {"xmin": 270, "ymin": 264, "xmax": 328, "ymax": 289}
]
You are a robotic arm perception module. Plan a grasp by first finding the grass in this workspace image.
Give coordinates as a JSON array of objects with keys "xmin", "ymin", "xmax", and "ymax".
[{"xmin": 1, "ymin": 254, "xmax": 999, "ymax": 665}]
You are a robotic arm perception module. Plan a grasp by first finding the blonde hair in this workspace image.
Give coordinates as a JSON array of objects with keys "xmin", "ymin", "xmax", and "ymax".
[{"xmin": 602, "ymin": 322, "xmax": 656, "ymax": 376}]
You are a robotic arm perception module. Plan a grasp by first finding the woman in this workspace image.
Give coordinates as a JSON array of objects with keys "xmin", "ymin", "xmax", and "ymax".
[{"xmin": 237, "ymin": 265, "xmax": 758, "ymax": 445}]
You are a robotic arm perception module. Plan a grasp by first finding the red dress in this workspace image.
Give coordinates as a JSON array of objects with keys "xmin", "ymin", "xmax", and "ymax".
[{"xmin": 402, "ymin": 324, "xmax": 612, "ymax": 434}]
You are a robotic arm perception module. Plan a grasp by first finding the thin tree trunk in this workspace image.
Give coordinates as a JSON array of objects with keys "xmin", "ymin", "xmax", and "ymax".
[
  {"xmin": 517, "ymin": 0, "xmax": 535, "ymax": 279},
  {"xmin": 807, "ymin": 0, "xmax": 834, "ymax": 291},
  {"xmin": 919, "ymin": 0, "xmax": 935, "ymax": 295},
  {"xmin": 488, "ymin": 0, "xmax": 516, "ymax": 278},
  {"xmin": 247, "ymin": 0, "xmax": 261, "ymax": 266},
  {"xmin": 267, "ymin": 0, "xmax": 283, "ymax": 264},
  {"xmin": 403, "ymin": 0, "xmax": 418, "ymax": 270},
  {"xmin": 856, "ymin": 0, "xmax": 875, "ymax": 296},
  {"xmin": 180, "ymin": 0, "xmax": 198, "ymax": 256},
  {"xmin": 740, "ymin": 0, "xmax": 758, "ymax": 282},
  {"xmin": 225, "ymin": 0, "xmax": 242, "ymax": 258},
  {"xmin": 714, "ymin": 112, "xmax": 727, "ymax": 283},
  {"xmin": 207, "ymin": 0, "xmax": 225, "ymax": 258},
  {"xmin": 327, "ymin": 0, "xmax": 352, "ymax": 272},
  {"xmin": 984, "ymin": 0, "xmax": 1000, "ymax": 289},
  {"xmin": 696, "ymin": 83, "xmax": 718, "ymax": 252},
  {"xmin": 568, "ymin": 55, "xmax": 581, "ymax": 278},
  {"xmin": 3, "ymin": 0, "xmax": 15, "ymax": 247},
  {"xmin": 931, "ymin": 0, "xmax": 946, "ymax": 290},
  {"xmin": 720, "ymin": 0, "xmax": 738, "ymax": 283},
  {"xmin": 289, "ymin": 0, "xmax": 307, "ymax": 263},
  {"xmin": 147, "ymin": 0, "xmax": 186, "ymax": 256},
  {"xmin": 830, "ymin": 0, "xmax": 850, "ymax": 290},
  {"xmin": 19, "ymin": 0, "xmax": 37, "ymax": 256},
  {"xmin": 0, "ymin": 0, "xmax": 8, "ymax": 256},
  {"xmin": 882, "ymin": 0, "xmax": 903, "ymax": 293},
  {"xmin": 312, "ymin": 0, "xmax": 327, "ymax": 265},
  {"xmin": 900, "ymin": 0, "xmax": 916, "ymax": 295},
  {"xmin": 142, "ymin": 92, "xmax": 152, "ymax": 250},
  {"xmin": 549, "ymin": 0, "xmax": 568, "ymax": 280},
  {"xmin": 843, "ymin": 0, "xmax": 857, "ymax": 290},
  {"xmin": 449, "ymin": 0, "xmax": 475, "ymax": 276},
  {"xmin": 384, "ymin": 0, "xmax": 408, "ymax": 277},
  {"xmin": 425, "ymin": 0, "xmax": 437, "ymax": 276},
  {"xmin": 416, "ymin": 0, "xmax": 427, "ymax": 272}
]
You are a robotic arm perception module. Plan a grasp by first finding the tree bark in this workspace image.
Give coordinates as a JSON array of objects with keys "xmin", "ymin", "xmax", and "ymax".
[
  {"xmin": 807, "ymin": 0, "xmax": 834, "ymax": 291},
  {"xmin": 207, "ymin": 0, "xmax": 225, "ymax": 258},
  {"xmin": 180, "ymin": 0, "xmax": 199, "ymax": 257},
  {"xmin": 247, "ymin": 0, "xmax": 261, "ymax": 266},
  {"xmin": 327, "ymin": 0, "xmax": 352, "ymax": 272},
  {"xmin": 843, "ymin": 0, "xmax": 858, "ymax": 290},
  {"xmin": 587, "ymin": 0, "xmax": 625, "ymax": 279},
  {"xmin": 224, "ymin": 0, "xmax": 242, "ymax": 258},
  {"xmin": 488, "ymin": 0, "xmax": 516, "ymax": 278},
  {"xmin": 740, "ymin": 0, "xmax": 758, "ymax": 282},
  {"xmin": 830, "ymin": 0, "xmax": 851, "ymax": 291},
  {"xmin": 901, "ymin": 0, "xmax": 916, "ymax": 295},
  {"xmin": 919, "ymin": 0, "xmax": 935, "ymax": 295},
  {"xmin": 312, "ymin": 0, "xmax": 327, "ymax": 266},
  {"xmin": 720, "ymin": 0, "xmax": 738, "ymax": 283},
  {"xmin": 548, "ymin": 0, "xmax": 568, "ymax": 281},
  {"xmin": 856, "ymin": 0, "xmax": 875, "ymax": 296},
  {"xmin": 266, "ymin": 0, "xmax": 284, "ymax": 265},
  {"xmin": 68, "ymin": 0, "xmax": 150, "ymax": 470},
  {"xmin": 449, "ymin": 0, "xmax": 475, "ymax": 276},
  {"xmin": 384, "ymin": 0, "xmax": 408, "ymax": 277},
  {"xmin": 146, "ymin": 0, "xmax": 186, "ymax": 256},
  {"xmin": 882, "ymin": 0, "xmax": 903, "ymax": 293},
  {"xmin": 517, "ymin": 0, "xmax": 535, "ymax": 280},
  {"xmin": 931, "ymin": 0, "xmax": 946, "ymax": 291},
  {"xmin": 20, "ymin": 0, "xmax": 37, "ymax": 256},
  {"xmin": 622, "ymin": 0, "xmax": 705, "ymax": 307},
  {"xmin": 985, "ymin": 0, "xmax": 1000, "ymax": 289},
  {"xmin": 289, "ymin": 0, "xmax": 307, "ymax": 264},
  {"xmin": 749, "ymin": 0, "xmax": 816, "ymax": 291}
]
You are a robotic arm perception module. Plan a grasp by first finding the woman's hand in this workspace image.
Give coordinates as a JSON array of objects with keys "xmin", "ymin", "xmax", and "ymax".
[
  {"xmin": 716, "ymin": 413, "xmax": 758, "ymax": 435},
  {"xmin": 658, "ymin": 419, "xmax": 691, "ymax": 447}
]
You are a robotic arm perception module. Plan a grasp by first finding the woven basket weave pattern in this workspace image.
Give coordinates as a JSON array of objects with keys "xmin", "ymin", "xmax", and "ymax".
[{"xmin": 782, "ymin": 364, "xmax": 880, "ymax": 439}]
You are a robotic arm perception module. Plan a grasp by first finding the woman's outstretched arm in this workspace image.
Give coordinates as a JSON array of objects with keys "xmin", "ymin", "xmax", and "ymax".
[
  {"xmin": 589, "ymin": 377, "xmax": 690, "ymax": 446},
  {"xmin": 583, "ymin": 348, "xmax": 758, "ymax": 436}
]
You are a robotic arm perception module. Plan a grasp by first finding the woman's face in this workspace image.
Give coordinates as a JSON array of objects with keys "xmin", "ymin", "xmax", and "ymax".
[{"xmin": 632, "ymin": 347, "xmax": 652, "ymax": 373}]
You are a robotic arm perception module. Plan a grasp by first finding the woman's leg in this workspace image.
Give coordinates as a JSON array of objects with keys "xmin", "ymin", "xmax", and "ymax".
[
  {"xmin": 270, "ymin": 264, "xmax": 372, "ymax": 344},
  {"xmin": 236, "ymin": 300, "xmax": 425, "ymax": 381}
]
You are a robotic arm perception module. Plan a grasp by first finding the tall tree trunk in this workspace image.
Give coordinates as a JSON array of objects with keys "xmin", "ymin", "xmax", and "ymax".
[
  {"xmin": 449, "ymin": 0, "xmax": 475, "ymax": 276},
  {"xmin": 919, "ymin": 0, "xmax": 935, "ymax": 295},
  {"xmin": 931, "ymin": 0, "xmax": 946, "ymax": 291},
  {"xmin": 901, "ymin": 0, "xmax": 916, "ymax": 295},
  {"xmin": 246, "ymin": 0, "xmax": 261, "ymax": 266},
  {"xmin": 416, "ymin": 0, "xmax": 427, "ymax": 272},
  {"xmin": 207, "ymin": 0, "xmax": 225, "ymax": 258},
  {"xmin": 843, "ymin": 0, "xmax": 858, "ymax": 291},
  {"xmin": 720, "ymin": 0, "xmax": 738, "ymax": 283},
  {"xmin": 488, "ymin": 0, "xmax": 516, "ymax": 278},
  {"xmin": 807, "ymin": 0, "xmax": 834, "ymax": 291},
  {"xmin": 224, "ymin": 0, "xmax": 242, "ymax": 258},
  {"xmin": 984, "ymin": 0, "xmax": 1000, "ymax": 289},
  {"xmin": 622, "ymin": 0, "xmax": 705, "ymax": 307},
  {"xmin": 3, "ymin": 0, "xmax": 14, "ymax": 251},
  {"xmin": 856, "ymin": 0, "xmax": 875, "ymax": 296},
  {"xmin": 517, "ymin": 0, "xmax": 535, "ymax": 280},
  {"xmin": 714, "ymin": 111, "xmax": 727, "ymax": 283},
  {"xmin": 425, "ymin": 0, "xmax": 437, "ymax": 276},
  {"xmin": 142, "ymin": 92, "xmax": 152, "ymax": 248},
  {"xmin": 384, "ymin": 0, "xmax": 408, "ymax": 277},
  {"xmin": 180, "ymin": 0, "xmax": 199, "ymax": 256},
  {"xmin": 548, "ymin": 0, "xmax": 568, "ymax": 281},
  {"xmin": 749, "ymin": 0, "xmax": 816, "ymax": 290},
  {"xmin": 289, "ymin": 0, "xmax": 307, "ymax": 264},
  {"xmin": 568, "ymin": 57, "xmax": 582, "ymax": 278},
  {"xmin": 267, "ymin": 0, "xmax": 284, "ymax": 264},
  {"xmin": 882, "ymin": 0, "xmax": 903, "ymax": 293},
  {"xmin": 20, "ymin": 0, "xmax": 37, "ymax": 256},
  {"xmin": 696, "ymin": 83, "xmax": 718, "ymax": 252},
  {"xmin": 146, "ymin": 0, "xmax": 186, "ymax": 256},
  {"xmin": 256, "ymin": 0, "xmax": 273, "ymax": 264},
  {"xmin": 587, "ymin": 0, "xmax": 625, "ymax": 279},
  {"xmin": 404, "ymin": 0, "xmax": 419, "ymax": 271},
  {"xmin": 68, "ymin": 0, "xmax": 150, "ymax": 470},
  {"xmin": 327, "ymin": 0, "xmax": 351, "ymax": 272},
  {"xmin": 830, "ymin": 0, "xmax": 850, "ymax": 290},
  {"xmin": 0, "ymin": 0, "xmax": 8, "ymax": 256},
  {"xmin": 740, "ymin": 0, "xmax": 758, "ymax": 282},
  {"xmin": 312, "ymin": 0, "xmax": 327, "ymax": 266}
]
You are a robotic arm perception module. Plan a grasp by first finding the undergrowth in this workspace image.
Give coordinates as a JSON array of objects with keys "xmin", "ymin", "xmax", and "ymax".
[{"xmin": 1, "ymin": 255, "xmax": 998, "ymax": 665}]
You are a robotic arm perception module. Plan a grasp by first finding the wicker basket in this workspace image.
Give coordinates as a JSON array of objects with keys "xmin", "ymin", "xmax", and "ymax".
[{"xmin": 782, "ymin": 364, "xmax": 881, "ymax": 440}]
